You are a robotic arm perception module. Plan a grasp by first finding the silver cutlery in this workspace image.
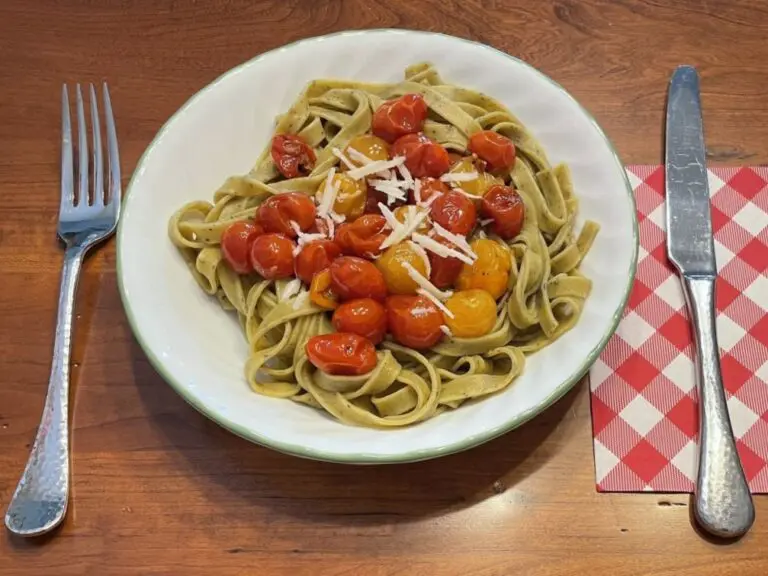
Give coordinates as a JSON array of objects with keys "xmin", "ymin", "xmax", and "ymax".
[
  {"xmin": 5, "ymin": 83, "xmax": 121, "ymax": 537},
  {"xmin": 665, "ymin": 66, "xmax": 755, "ymax": 538}
]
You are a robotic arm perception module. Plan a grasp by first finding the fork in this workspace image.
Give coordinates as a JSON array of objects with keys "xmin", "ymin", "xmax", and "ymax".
[{"xmin": 4, "ymin": 84, "xmax": 121, "ymax": 537}]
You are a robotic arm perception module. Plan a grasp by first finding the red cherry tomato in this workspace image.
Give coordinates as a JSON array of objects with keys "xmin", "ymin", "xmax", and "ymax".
[
  {"xmin": 335, "ymin": 214, "xmax": 388, "ymax": 259},
  {"xmin": 294, "ymin": 239, "xmax": 342, "ymax": 284},
  {"xmin": 480, "ymin": 185, "xmax": 526, "ymax": 240},
  {"xmin": 386, "ymin": 295, "xmax": 445, "ymax": 349},
  {"xmin": 306, "ymin": 333, "xmax": 377, "ymax": 376},
  {"xmin": 428, "ymin": 235, "xmax": 464, "ymax": 289},
  {"xmin": 391, "ymin": 133, "xmax": 451, "ymax": 179},
  {"xmin": 468, "ymin": 131, "xmax": 516, "ymax": 172},
  {"xmin": 220, "ymin": 220, "xmax": 263, "ymax": 274},
  {"xmin": 271, "ymin": 134, "xmax": 316, "ymax": 179},
  {"xmin": 329, "ymin": 256, "xmax": 388, "ymax": 302},
  {"xmin": 332, "ymin": 298, "xmax": 387, "ymax": 345},
  {"xmin": 309, "ymin": 217, "xmax": 330, "ymax": 237},
  {"xmin": 249, "ymin": 233, "xmax": 296, "ymax": 280},
  {"xmin": 256, "ymin": 192, "xmax": 317, "ymax": 238},
  {"xmin": 413, "ymin": 177, "xmax": 450, "ymax": 204},
  {"xmin": 430, "ymin": 190, "xmax": 477, "ymax": 235},
  {"xmin": 372, "ymin": 94, "xmax": 428, "ymax": 143}
]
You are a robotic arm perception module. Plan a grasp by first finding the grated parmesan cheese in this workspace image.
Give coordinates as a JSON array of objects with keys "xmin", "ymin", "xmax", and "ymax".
[
  {"xmin": 332, "ymin": 147, "xmax": 356, "ymax": 170},
  {"xmin": 413, "ymin": 178, "xmax": 422, "ymax": 204},
  {"xmin": 328, "ymin": 210, "xmax": 346, "ymax": 224},
  {"xmin": 479, "ymin": 218, "xmax": 494, "ymax": 227},
  {"xmin": 411, "ymin": 232, "xmax": 475, "ymax": 265},
  {"xmin": 379, "ymin": 206, "xmax": 430, "ymax": 250},
  {"xmin": 440, "ymin": 325, "xmax": 453, "ymax": 337},
  {"xmin": 317, "ymin": 168, "xmax": 338, "ymax": 217},
  {"xmin": 407, "ymin": 240, "xmax": 432, "ymax": 276},
  {"xmin": 402, "ymin": 261, "xmax": 453, "ymax": 301},
  {"xmin": 346, "ymin": 147, "xmax": 374, "ymax": 166},
  {"xmin": 431, "ymin": 222, "xmax": 478, "ymax": 260},
  {"xmin": 440, "ymin": 172, "xmax": 479, "ymax": 183},
  {"xmin": 346, "ymin": 156, "xmax": 406, "ymax": 181},
  {"xmin": 417, "ymin": 288, "xmax": 455, "ymax": 318}
]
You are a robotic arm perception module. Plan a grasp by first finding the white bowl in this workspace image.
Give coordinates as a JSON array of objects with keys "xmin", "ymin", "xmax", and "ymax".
[{"xmin": 117, "ymin": 29, "xmax": 637, "ymax": 463}]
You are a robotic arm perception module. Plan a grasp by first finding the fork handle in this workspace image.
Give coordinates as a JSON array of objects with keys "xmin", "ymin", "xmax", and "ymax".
[
  {"xmin": 5, "ymin": 245, "xmax": 85, "ymax": 536},
  {"xmin": 683, "ymin": 275, "xmax": 755, "ymax": 538}
]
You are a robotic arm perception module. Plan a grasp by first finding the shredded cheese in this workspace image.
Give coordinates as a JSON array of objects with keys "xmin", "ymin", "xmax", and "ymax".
[
  {"xmin": 332, "ymin": 147, "xmax": 356, "ymax": 170},
  {"xmin": 397, "ymin": 163, "xmax": 414, "ymax": 188},
  {"xmin": 346, "ymin": 156, "xmax": 405, "ymax": 181},
  {"xmin": 328, "ymin": 210, "xmax": 346, "ymax": 224},
  {"xmin": 408, "ymin": 240, "xmax": 432, "ymax": 276},
  {"xmin": 280, "ymin": 278, "xmax": 301, "ymax": 301},
  {"xmin": 411, "ymin": 232, "xmax": 475, "ymax": 265},
  {"xmin": 292, "ymin": 289, "xmax": 309, "ymax": 310},
  {"xmin": 317, "ymin": 168, "xmax": 338, "ymax": 216},
  {"xmin": 431, "ymin": 222, "xmax": 478, "ymax": 261},
  {"xmin": 402, "ymin": 261, "xmax": 453, "ymax": 301},
  {"xmin": 379, "ymin": 206, "xmax": 430, "ymax": 250},
  {"xmin": 440, "ymin": 172, "xmax": 479, "ymax": 183},
  {"xmin": 479, "ymin": 218, "xmax": 494, "ymax": 226},
  {"xmin": 346, "ymin": 147, "xmax": 374, "ymax": 166},
  {"xmin": 413, "ymin": 178, "xmax": 422, "ymax": 204},
  {"xmin": 440, "ymin": 325, "xmax": 453, "ymax": 337},
  {"xmin": 417, "ymin": 288, "xmax": 455, "ymax": 318}
]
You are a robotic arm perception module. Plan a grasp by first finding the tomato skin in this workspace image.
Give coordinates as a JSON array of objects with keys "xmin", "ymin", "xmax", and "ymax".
[
  {"xmin": 329, "ymin": 256, "xmax": 388, "ymax": 302},
  {"xmin": 306, "ymin": 333, "xmax": 377, "ymax": 376},
  {"xmin": 221, "ymin": 220, "xmax": 262, "ymax": 274},
  {"xmin": 428, "ymin": 236, "xmax": 464, "ymax": 290},
  {"xmin": 256, "ymin": 192, "xmax": 317, "ymax": 238},
  {"xmin": 480, "ymin": 185, "xmax": 525, "ymax": 240},
  {"xmin": 335, "ymin": 214, "xmax": 388, "ymax": 259},
  {"xmin": 468, "ymin": 131, "xmax": 516, "ymax": 172},
  {"xmin": 429, "ymin": 190, "xmax": 477, "ymax": 235},
  {"xmin": 386, "ymin": 295, "xmax": 445, "ymax": 349},
  {"xmin": 391, "ymin": 133, "xmax": 450, "ymax": 179},
  {"xmin": 249, "ymin": 233, "xmax": 296, "ymax": 280},
  {"xmin": 412, "ymin": 177, "xmax": 449, "ymax": 204},
  {"xmin": 372, "ymin": 94, "xmax": 428, "ymax": 143},
  {"xmin": 294, "ymin": 240, "xmax": 342, "ymax": 284},
  {"xmin": 271, "ymin": 134, "xmax": 316, "ymax": 179},
  {"xmin": 332, "ymin": 298, "xmax": 387, "ymax": 345},
  {"xmin": 309, "ymin": 269, "xmax": 338, "ymax": 310}
]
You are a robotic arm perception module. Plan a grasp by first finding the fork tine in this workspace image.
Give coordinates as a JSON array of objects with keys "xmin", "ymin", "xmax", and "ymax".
[
  {"xmin": 103, "ymin": 83, "xmax": 121, "ymax": 214},
  {"xmin": 60, "ymin": 85, "xmax": 74, "ymax": 211},
  {"xmin": 89, "ymin": 84, "xmax": 104, "ymax": 207},
  {"xmin": 75, "ymin": 84, "xmax": 88, "ymax": 206}
]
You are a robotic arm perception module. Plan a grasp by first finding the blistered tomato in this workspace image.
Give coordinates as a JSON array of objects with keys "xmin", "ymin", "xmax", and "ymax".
[
  {"xmin": 456, "ymin": 238, "xmax": 511, "ymax": 300},
  {"xmin": 271, "ymin": 134, "xmax": 316, "ymax": 179},
  {"xmin": 391, "ymin": 133, "xmax": 450, "ymax": 178},
  {"xmin": 256, "ymin": 192, "xmax": 317, "ymax": 237},
  {"xmin": 412, "ymin": 177, "xmax": 449, "ymax": 204},
  {"xmin": 480, "ymin": 185, "xmax": 525, "ymax": 240},
  {"xmin": 468, "ymin": 130, "xmax": 516, "ymax": 172},
  {"xmin": 386, "ymin": 295, "xmax": 444, "ymax": 349},
  {"xmin": 376, "ymin": 242, "xmax": 429, "ymax": 295},
  {"xmin": 372, "ymin": 94, "xmax": 428, "ymax": 143},
  {"xmin": 309, "ymin": 269, "xmax": 338, "ymax": 310},
  {"xmin": 444, "ymin": 289, "xmax": 497, "ymax": 338},
  {"xmin": 221, "ymin": 220, "xmax": 263, "ymax": 274},
  {"xmin": 343, "ymin": 134, "xmax": 390, "ymax": 168},
  {"xmin": 332, "ymin": 298, "xmax": 387, "ymax": 345},
  {"xmin": 430, "ymin": 190, "xmax": 477, "ymax": 236},
  {"xmin": 306, "ymin": 333, "xmax": 377, "ymax": 376},
  {"xmin": 428, "ymin": 235, "xmax": 465, "ymax": 290},
  {"xmin": 249, "ymin": 233, "xmax": 296, "ymax": 280},
  {"xmin": 335, "ymin": 214, "xmax": 388, "ymax": 259},
  {"xmin": 316, "ymin": 173, "xmax": 366, "ymax": 220},
  {"xmin": 329, "ymin": 256, "xmax": 388, "ymax": 302},
  {"xmin": 294, "ymin": 239, "xmax": 342, "ymax": 284},
  {"xmin": 448, "ymin": 157, "xmax": 501, "ymax": 197}
]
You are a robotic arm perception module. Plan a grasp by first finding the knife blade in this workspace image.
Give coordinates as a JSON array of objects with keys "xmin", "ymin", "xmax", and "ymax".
[{"xmin": 665, "ymin": 65, "xmax": 754, "ymax": 539}]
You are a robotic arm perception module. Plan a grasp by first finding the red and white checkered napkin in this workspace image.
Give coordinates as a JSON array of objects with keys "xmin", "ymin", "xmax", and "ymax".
[{"xmin": 590, "ymin": 166, "xmax": 768, "ymax": 493}]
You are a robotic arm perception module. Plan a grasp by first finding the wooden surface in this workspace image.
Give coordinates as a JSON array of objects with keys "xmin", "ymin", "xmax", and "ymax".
[{"xmin": 1, "ymin": 1, "xmax": 767, "ymax": 574}]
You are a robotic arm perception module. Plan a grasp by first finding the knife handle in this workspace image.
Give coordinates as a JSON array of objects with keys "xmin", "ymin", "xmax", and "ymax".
[{"xmin": 682, "ymin": 275, "xmax": 755, "ymax": 538}]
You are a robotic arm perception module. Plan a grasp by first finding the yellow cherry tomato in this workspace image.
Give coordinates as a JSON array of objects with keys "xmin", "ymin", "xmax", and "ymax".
[
  {"xmin": 394, "ymin": 205, "xmax": 432, "ymax": 234},
  {"xmin": 449, "ymin": 157, "xmax": 502, "ymax": 197},
  {"xmin": 456, "ymin": 238, "xmax": 511, "ymax": 299},
  {"xmin": 445, "ymin": 289, "xmax": 497, "ymax": 338},
  {"xmin": 343, "ymin": 134, "xmax": 390, "ymax": 168},
  {"xmin": 316, "ymin": 173, "xmax": 366, "ymax": 220},
  {"xmin": 376, "ymin": 242, "xmax": 428, "ymax": 295}
]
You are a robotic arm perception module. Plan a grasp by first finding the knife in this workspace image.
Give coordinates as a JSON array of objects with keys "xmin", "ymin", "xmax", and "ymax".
[{"xmin": 665, "ymin": 66, "xmax": 755, "ymax": 538}]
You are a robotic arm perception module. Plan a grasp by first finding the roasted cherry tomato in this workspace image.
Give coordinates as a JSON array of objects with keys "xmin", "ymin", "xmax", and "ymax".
[
  {"xmin": 393, "ymin": 205, "xmax": 431, "ymax": 234},
  {"xmin": 456, "ymin": 238, "xmax": 511, "ymax": 300},
  {"xmin": 448, "ymin": 157, "xmax": 502, "ymax": 197},
  {"xmin": 428, "ymin": 235, "xmax": 464, "ymax": 290},
  {"xmin": 335, "ymin": 214, "xmax": 388, "ymax": 259},
  {"xmin": 306, "ymin": 333, "xmax": 377, "ymax": 376},
  {"xmin": 376, "ymin": 242, "xmax": 429, "ymax": 295},
  {"xmin": 294, "ymin": 239, "xmax": 342, "ymax": 284},
  {"xmin": 480, "ymin": 185, "xmax": 525, "ymax": 240},
  {"xmin": 412, "ymin": 177, "xmax": 450, "ymax": 204},
  {"xmin": 332, "ymin": 298, "xmax": 387, "ymax": 345},
  {"xmin": 343, "ymin": 134, "xmax": 390, "ymax": 168},
  {"xmin": 430, "ymin": 189, "xmax": 477, "ymax": 236},
  {"xmin": 220, "ymin": 220, "xmax": 262, "ymax": 274},
  {"xmin": 386, "ymin": 295, "xmax": 445, "ymax": 349},
  {"xmin": 372, "ymin": 94, "xmax": 428, "ymax": 143},
  {"xmin": 391, "ymin": 133, "xmax": 451, "ymax": 179},
  {"xmin": 309, "ymin": 269, "xmax": 338, "ymax": 310},
  {"xmin": 256, "ymin": 192, "xmax": 316, "ymax": 238},
  {"xmin": 316, "ymin": 173, "xmax": 366, "ymax": 220},
  {"xmin": 329, "ymin": 256, "xmax": 388, "ymax": 302},
  {"xmin": 271, "ymin": 134, "xmax": 316, "ymax": 179},
  {"xmin": 444, "ymin": 289, "xmax": 497, "ymax": 338},
  {"xmin": 468, "ymin": 130, "xmax": 516, "ymax": 172},
  {"xmin": 249, "ymin": 233, "xmax": 296, "ymax": 280}
]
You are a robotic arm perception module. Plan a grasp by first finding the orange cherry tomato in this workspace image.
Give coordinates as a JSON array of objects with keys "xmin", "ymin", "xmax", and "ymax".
[
  {"xmin": 256, "ymin": 192, "xmax": 317, "ymax": 238},
  {"xmin": 329, "ymin": 256, "xmax": 388, "ymax": 302},
  {"xmin": 412, "ymin": 177, "xmax": 449, "ymax": 204},
  {"xmin": 316, "ymin": 173, "xmax": 366, "ymax": 220},
  {"xmin": 391, "ymin": 133, "xmax": 451, "ymax": 179},
  {"xmin": 271, "ymin": 134, "xmax": 316, "ymax": 179},
  {"xmin": 294, "ymin": 239, "xmax": 342, "ymax": 284},
  {"xmin": 480, "ymin": 185, "xmax": 525, "ymax": 240},
  {"xmin": 372, "ymin": 94, "xmax": 428, "ymax": 143},
  {"xmin": 444, "ymin": 289, "xmax": 498, "ymax": 338},
  {"xmin": 343, "ymin": 134, "xmax": 390, "ymax": 169},
  {"xmin": 468, "ymin": 131, "xmax": 516, "ymax": 172},
  {"xmin": 386, "ymin": 295, "xmax": 445, "ymax": 349},
  {"xmin": 393, "ymin": 205, "xmax": 431, "ymax": 234},
  {"xmin": 332, "ymin": 298, "xmax": 387, "ymax": 345},
  {"xmin": 456, "ymin": 238, "xmax": 511, "ymax": 300},
  {"xmin": 335, "ymin": 214, "xmax": 388, "ymax": 259},
  {"xmin": 249, "ymin": 233, "xmax": 295, "ymax": 280},
  {"xmin": 220, "ymin": 220, "xmax": 262, "ymax": 274},
  {"xmin": 430, "ymin": 189, "xmax": 477, "ymax": 235},
  {"xmin": 306, "ymin": 333, "xmax": 377, "ymax": 376},
  {"xmin": 428, "ymin": 235, "xmax": 464, "ymax": 290},
  {"xmin": 309, "ymin": 269, "xmax": 338, "ymax": 310}
]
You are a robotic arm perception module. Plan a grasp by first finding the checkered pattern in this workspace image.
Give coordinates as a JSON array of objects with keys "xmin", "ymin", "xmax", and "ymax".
[{"xmin": 591, "ymin": 166, "xmax": 768, "ymax": 493}]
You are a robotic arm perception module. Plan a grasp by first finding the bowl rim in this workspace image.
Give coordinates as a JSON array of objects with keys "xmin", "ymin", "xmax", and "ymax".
[{"xmin": 116, "ymin": 28, "xmax": 639, "ymax": 464}]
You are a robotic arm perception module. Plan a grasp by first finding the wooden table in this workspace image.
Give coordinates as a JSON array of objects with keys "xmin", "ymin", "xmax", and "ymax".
[{"xmin": 1, "ymin": 1, "xmax": 766, "ymax": 574}]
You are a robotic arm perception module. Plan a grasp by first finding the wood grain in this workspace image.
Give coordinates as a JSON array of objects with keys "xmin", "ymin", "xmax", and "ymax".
[{"xmin": 1, "ymin": 1, "xmax": 766, "ymax": 574}]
